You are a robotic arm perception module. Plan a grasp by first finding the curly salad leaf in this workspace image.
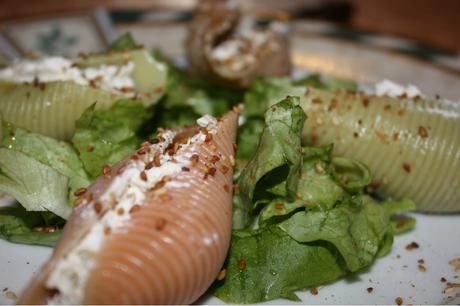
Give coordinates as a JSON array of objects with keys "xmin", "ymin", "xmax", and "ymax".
[{"xmin": 213, "ymin": 97, "xmax": 415, "ymax": 304}]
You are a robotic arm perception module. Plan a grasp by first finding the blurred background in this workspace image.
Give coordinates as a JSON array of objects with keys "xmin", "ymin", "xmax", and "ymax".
[{"xmin": 0, "ymin": 0, "xmax": 459, "ymax": 73}]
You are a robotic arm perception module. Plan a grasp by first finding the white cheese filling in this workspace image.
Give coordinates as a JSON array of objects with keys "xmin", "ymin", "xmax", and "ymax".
[
  {"xmin": 0, "ymin": 56, "xmax": 136, "ymax": 97},
  {"xmin": 46, "ymin": 116, "xmax": 218, "ymax": 304},
  {"xmin": 375, "ymin": 79, "xmax": 423, "ymax": 98}
]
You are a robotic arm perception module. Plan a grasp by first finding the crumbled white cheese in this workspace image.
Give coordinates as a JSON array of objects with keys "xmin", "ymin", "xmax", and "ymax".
[
  {"xmin": 0, "ymin": 56, "xmax": 135, "ymax": 96},
  {"xmin": 375, "ymin": 79, "xmax": 423, "ymax": 98},
  {"xmin": 46, "ymin": 124, "xmax": 219, "ymax": 304},
  {"xmin": 197, "ymin": 114, "xmax": 218, "ymax": 129}
]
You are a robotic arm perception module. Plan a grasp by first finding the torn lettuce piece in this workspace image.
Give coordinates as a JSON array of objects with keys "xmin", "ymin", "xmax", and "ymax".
[
  {"xmin": 72, "ymin": 99, "xmax": 150, "ymax": 179},
  {"xmin": 215, "ymin": 97, "xmax": 415, "ymax": 304},
  {"xmin": 382, "ymin": 198, "xmax": 416, "ymax": 234},
  {"xmin": 0, "ymin": 148, "xmax": 71, "ymax": 219},
  {"xmin": 212, "ymin": 226, "xmax": 346, "ymax": 304},
  {"xmin": 152, "ymin": 64, "xmax": 242, "ymax": 129},
  {"xmin": 238, "ymin": 96, "xmax": 306, "ymax": 227},
  {"xmin": 293, "ymin": 74, "xmax": 357, "ymax": 92},
  {"xmin": 279, "ymin": 195, "xmax": 390, "ymax": 272},
  {"xmin": 110, "ymin": 32, "xmax": 139, "ymax": 51},
  {"xmin": 0, "ymin": 205, "xmax": 62, "ymax": 247},
  {"xmin": 258, "ymin": 145, "xmax": 345, "ymax": 225},
  {"xmin": 2, "ymin": 121, "xmax": 90, "ymax": 202}
]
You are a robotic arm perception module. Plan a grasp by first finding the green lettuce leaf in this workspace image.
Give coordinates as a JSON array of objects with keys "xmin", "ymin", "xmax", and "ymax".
[
  {"xmin": 71, "ymin": 99, "xmax": 150, "ymax": 179},
  {"xmin": 0, "ymin": 148, "xmax": 71, "ymax": 219},
  {"xmin": 214, "ymin": 98, "xmax": 414, "ymax": 304},
  {"xmin": 238, "ymin": 97, "xmax": 306, "ymax": 227},
  {"xmin": 110, "ymin": 32, "xmax": 139, "ymax": 51},
  {"xmin": 149, "ymin": 57, "xmax": 242, "ymax": 129},
  {"xmin": 293, "ymin": 74, "xmax": 357, "ymax": 92},
  {"xmin": 212, "ymin": 226, "xmax": 346, "ymax": 303},
  {"xmin": 0, "ymin": 205, "xmax": 62, "ymax": 246},
  {"xmin": 279, "ymin": 195, "xmax": 390, "ymax": 272},
  {"xmin": 2, "ymin": 122, "xmax": 90, "ymax": 202}
]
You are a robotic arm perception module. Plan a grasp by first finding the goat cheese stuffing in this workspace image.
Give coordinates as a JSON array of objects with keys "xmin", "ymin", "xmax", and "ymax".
[{"xmin": 0, "ymin": 56, "xmax": 135, "ymax": 96}]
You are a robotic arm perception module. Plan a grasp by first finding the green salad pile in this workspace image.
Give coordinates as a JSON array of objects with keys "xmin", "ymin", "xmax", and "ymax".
[{"xmin": 0, "ymin": 34, "xmax": 415, "ymax": 303}]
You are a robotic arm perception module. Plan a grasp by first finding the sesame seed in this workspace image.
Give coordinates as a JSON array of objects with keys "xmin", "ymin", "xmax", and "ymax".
[
  {"xmin": 190, "ymin": 154, "xmax": 199, "ymax": 166},
  {"xmin": 155, "ymin": 218, "xmax": 166, "ymax": 230},
  {"xmin": 395, "ymin": 297, "xmax": 403, "ymax": 305},
  {"xmin": 94, "ymin": 202, "xmax": 102, "ymax": 214},
  {"xmin": 314, "ymin": 162, "xmax": 324, "ymax": 174},
  {"xmin": 182, "ymin": 166, "xmax": 190, "ymax": 172},
  {"xmin": 220, "ymin": 165, "xmax": 229, "ymax": 174},
  {"xmin": 73, "ymin": 187, "xmax": 87, "ymax": 197},
  {"xmin": 217, "ymin": 269, "xmax": 226, "ymax": 280},
  {"xmin": 150, "ymin": 180, "xmax": 165, "ymax": 191},
  {"xmin": 402, "ymin": 162, "xmax": 411, "ymax": 173},
  {"xmin": 405, "ymin": 241, "xmax": 419, "ymax": 250},
  {"xmin": 129, "ymin": 204, "xmax": 141, "ymax": 214},
  {"xmin": 418, "ymin": 264, "xmax": 426, "ymax": 272},
  {"xmin": 73, "ymin": 196, "xmax": 85, "ymax": 206},
  {"xmin": 145, "ymin": 161, "xmax": 155, "ymax": 170},
  {"xmin": 418, "ymin": 126, "xmax": 428, "ymax": 138},
  {"xmin": 104, "ymin": 227, "xmax": 111, "ymax": 235},
  {"xmin": 140, "ymin": 171, "xmax": 148, "ymax": 181},
  {"xmin": 312, "ymin": 98, "xmax": 322, "ymax": 104},
  {"xmin": 229, "ymin": 155, "xmax": 235, "ymax": 167},
  {"xmin": 310, "ymin": 287, "xmax": 318, "ymax": 295},
  {"xmin": 153, "ymin": 154, "xmax": 161, "ymax": 167},
  {"xmin": 210, "ymin": 155, "xmax": 220, "ymax": 163},
  {"xmin": 159, "ymin": 194, "xmax": 171, "ymax": 202},
  {"xmin": 102, "ymin": 165, "xmax": 112, "ymax": 177},
  {"xmin": 367, "ymin": 287, "xmax": 373, "ymax": 293}
]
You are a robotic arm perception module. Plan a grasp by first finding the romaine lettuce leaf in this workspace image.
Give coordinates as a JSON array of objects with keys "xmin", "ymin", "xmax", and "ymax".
[
  {"xmin": 72, "ymin": 99, "xmax": 150, "ymax": 179},
  {"xmin": 151, "ymin": 60, "xmax": 243, "ymax": 129},
  {"xmin": 110, "ymin": 32, "xmax": 139, "ymax": 51},
  {"xmin": 0, "ymin": 148, "xmax": 71, "ymax": 219},
  {"xmin": 279, "ymin": 195, "xmax": 390, "ymax": 272},
  {"xmin": 0, "ymin": 205, "xmax": 62, "ymax": 246},
  {"xmin": 212, "ymin": 226, "xmax": 346, "ymax": 303},
  {"xmin": 238, "ymin": 97, "xmax": 306, "ymax": 227},
  {"xmin": 214, "ymin": 98, "xmax": 414, "ymax": 304},
  {"xmin": 2, "ymin": 122, "xmax": 89, "ymax": 202}
]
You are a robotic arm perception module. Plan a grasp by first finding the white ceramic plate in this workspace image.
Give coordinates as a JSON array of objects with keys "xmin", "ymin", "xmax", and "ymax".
[{"xmin": 1, "ymin": 21, "xmax": 460, "ymax": 305}]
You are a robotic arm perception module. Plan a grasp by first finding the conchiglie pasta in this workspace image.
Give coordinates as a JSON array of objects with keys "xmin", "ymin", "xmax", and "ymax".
[
  {"xmin": 300, "ymin": 88, "xmax": 460, "ymax": 213},
  {"xmin": 0, "ymin": 81, "xmax": 123, "ymax": 140},
  {"xmin": 0, "ymin": 49, "xmax": 167, "ymax": 140}
]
